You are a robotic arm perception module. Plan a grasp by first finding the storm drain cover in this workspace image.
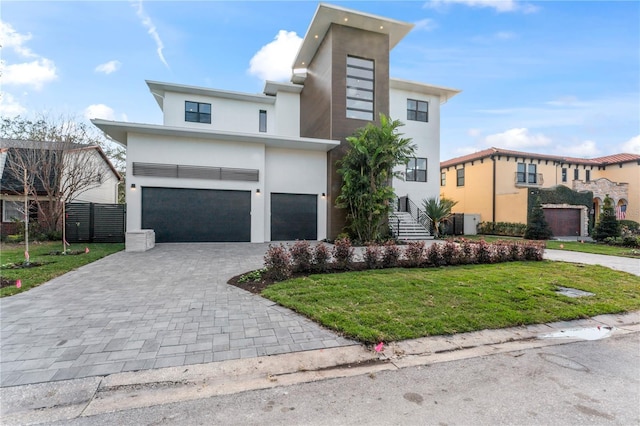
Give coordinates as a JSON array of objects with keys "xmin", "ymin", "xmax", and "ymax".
[{"xmin": 556, "ymin": 286, "xmax": 595, "ymax": 298}]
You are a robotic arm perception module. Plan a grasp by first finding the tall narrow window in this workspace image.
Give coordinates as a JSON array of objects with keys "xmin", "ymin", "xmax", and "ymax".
[
  {"xmin": 259, "ymin": 110, "xmax": 267, "ymax": 133},
  {"xmin": 561, "ymin": 168, "xmax": 567, "ymax": 183},
  {"xmin": 456, "ymin": 168, "xmax": 465, "ymax": 187},
  {"xmin": 574, "ymin": 168, "xmax": 579, "ymax": 180},
  {"xmin": 528, "ymin": 164, "xmax": 537, "ymax": 184},
  {"xmin": 407, "ymin": 99, "xmax": 428, "ymax": 122},
  {"xmin": 585, "ymin": 170, "xmax": 590, "ymax": 182},
  {"xmin": 346, "ymin": 56, "xmax": 374, "ymax": 120},
  {"xmin": 185, "ymin": 101, "xmax": 211, "ymax": 123},
  {"xmin": 517, "ymin": 163, "xmax": 526, "ymax": 183},
  {"xmin": 406, "ymin": 158, "xmax": 427, "ymax": 182},
  {"xmin": 441, "ymin": 171, "xmax": 446, "ymax": 186}
]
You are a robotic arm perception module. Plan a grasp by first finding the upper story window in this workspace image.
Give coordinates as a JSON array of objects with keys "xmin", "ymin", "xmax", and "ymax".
[
  {"xmin": 456, "ymin": 168, "xmax": 465, "ymax": 187},
  {"xmin": 441, "ymin": 171, "xmax": 446, "ymax": 186},
  {"xmin": 407, "ymin": 99, "xmax": 428, "ymax": 122},
  {"xmin": 346, "ymin": 56, "xmax": 374, "ymax": 121},
  {"xmin": 517, "ymin": 163, "xmax": 537, "ymax": 184},
  {"xmin": 585, "ymin": 169, "xmax": 590, "ymax": 182},
  {"xmin": 406, "ymin": 158, "xmax": 427, "ymax": 182},
  {"xmin": 574, "ymin": 168, "xmax": 579, "ymax": 180},
  {"xmin": 561, "ymin": 168, "xmax": 567, "ymax": 183},
  {"xmin": 185, "ymin": 101, "xmax": 211, "ymax": 124},
  {"xmin": 259, "ymin": 110, "xmax": 267, "ymax": 133}
]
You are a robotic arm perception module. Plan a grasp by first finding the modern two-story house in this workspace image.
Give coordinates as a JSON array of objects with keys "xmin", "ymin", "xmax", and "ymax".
[
  {"xmin": 93, "ymin": 3, "xmax": 459, "ymax": 249},
  {"xmin": 440, "ymin": 147, "xmax": 639, "ymax": 237}
]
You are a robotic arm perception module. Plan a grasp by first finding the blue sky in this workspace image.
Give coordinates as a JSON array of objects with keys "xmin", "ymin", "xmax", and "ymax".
[{"xmin": 1, "ymin": 0, "xmax": 638, "ymax": 161}]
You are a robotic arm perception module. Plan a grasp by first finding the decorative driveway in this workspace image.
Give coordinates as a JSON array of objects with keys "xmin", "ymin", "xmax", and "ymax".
[{"xmin": 0, "ymin": 243, "xmax": 356, "ymax": 387}]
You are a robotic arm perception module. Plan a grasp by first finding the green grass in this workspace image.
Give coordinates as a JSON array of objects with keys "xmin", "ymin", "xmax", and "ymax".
[
  {"xmin": 461, "ymin": 235, "xmax": 639, "ymax": 258},
  {"xmin": 1, "ymin": 241, "xmax": 124, "ymax": 297},
  {"xmin": 262, "ymin": 261, "xmax": 640, "ymax": 343}
]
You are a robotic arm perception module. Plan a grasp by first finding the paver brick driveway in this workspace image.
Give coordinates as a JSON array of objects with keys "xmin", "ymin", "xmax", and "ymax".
[{"xmin": 0, "ymin": 243, "xmax": 356, "ymax": 387}]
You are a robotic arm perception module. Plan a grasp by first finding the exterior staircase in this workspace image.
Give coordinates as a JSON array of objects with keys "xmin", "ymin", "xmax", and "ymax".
[{"xmin": 389, "ymin": 211, "xmax": 432, "ymax": 240}]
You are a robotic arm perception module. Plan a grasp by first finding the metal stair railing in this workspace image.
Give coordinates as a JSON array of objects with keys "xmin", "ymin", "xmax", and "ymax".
[{"xmin": 392, "ymin": 196, "xmax": 433, "ymax": 236}]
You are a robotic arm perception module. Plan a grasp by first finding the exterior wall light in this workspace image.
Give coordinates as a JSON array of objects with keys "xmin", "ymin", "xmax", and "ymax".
[
  {"xmin": 321, "ymin": 193, "xmax": 326, "ymax": 198},
  {"xmin": 256, "ymin": 189, "xmax": 260, "ymax": 194},
  {"xmin": 131, "ymin": 183, "xmax": 136, "ymax": 190}
]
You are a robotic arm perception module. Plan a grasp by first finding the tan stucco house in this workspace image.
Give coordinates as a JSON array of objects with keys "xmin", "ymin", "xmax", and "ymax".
[{"xmin": 440, "ymin": 147, "xmax": 639, "ymax": 237}]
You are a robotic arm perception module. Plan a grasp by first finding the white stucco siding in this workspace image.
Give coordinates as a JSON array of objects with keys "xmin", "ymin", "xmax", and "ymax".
[
  {"xmin": 273, "ymin": 91, "xmax": 301, "ymax": 137},
  {"xmin": 162, "ymin": 91, "xmax": 275, "ymax": 135},
  {"xmin": 264, "ymin": 147, "xmax": 327, "ymax": 241},
  {"xmin": 126, "ymin": 133, "xmax": 266, "ymax": 242},
  {"xmin": 389, "ymin": 88, "xmax": 441, "ymax": 205}
]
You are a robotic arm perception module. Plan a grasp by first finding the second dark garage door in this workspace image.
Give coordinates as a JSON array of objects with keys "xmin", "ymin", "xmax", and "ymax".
[
  {"xmin": 271, "ymin": 193, "xmax": 317, "ymax": 241},
  {"xmin": 543, "ymin": 208, "xmax": 580, "ymax": 237},
  {"xmin": 142, "ymin": 187, "xmax": 251, "ymax": 243}
]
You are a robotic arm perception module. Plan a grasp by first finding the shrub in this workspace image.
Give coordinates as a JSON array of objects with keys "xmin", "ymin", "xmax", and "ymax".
[
  {"xmin": 458, "ymin": 239, "xmax": 476, "ymax": 264},
  {"xmin": 404, "ymin": 241, "xmax": 425, "ymax": 267},
  {"xmin": 522, "ymin": 241, "xmax": 545, "ymax": 261},
  {"xmin": 476, "ymin": 240, "xmax": 492, "ymax": 264},
  {"xmin": 312, "ymin": 243, "xmax": 331, "ymax": 272},
  {"xmin": 593, "ymin": 195, "xmax": 621, "ymax": 241},
  {"xmin": 364, "ymin": 244, "xmax": 383, "ymax": 269},
  {"xmin": 477, "ymin": 221, "xmax": 527, "ymax": 237},
  {"xmin": 290, "ymin": 240, "xmax": 313, "ymax": 272},
  {"xmin": 493, "ymin": 242, "xmax": 511, "ymax": 263},
  {"xmin": 440, "ymin": 240, "xmax": 460, "ymax": 266},
  {"xmin": 508, "ymin": 242, "xmax": 522, "ymax": 261},
  {"xmin": 381, "ymin": 241, "xmax": 401, "ymax": 268},
  {"xmin": 619, "ymin": 220, "xmax": 639, "ymax": 233},
  {"xmin": 525, "ymin": 197, "xmax": 553, "ymax": 240},
  {"xmin": 264, "ymin": 244, "xmax": 292, "ymax": 281},
  {"xmin": 426, "ymin": 243, "xmax": 445, "ymax": 267},
  {"xmin": 333, "ymin": 237, "xmax": 354, "ymax": 270}
]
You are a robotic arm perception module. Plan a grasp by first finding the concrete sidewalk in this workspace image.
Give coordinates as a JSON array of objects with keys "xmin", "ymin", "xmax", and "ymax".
[
  {"xmin": 544, "ymin": 249, "xmax": 640, "ymax": 276},
  {"xmin": 2, "ymin": 311, "xmax": 638, "ymax": 425}
]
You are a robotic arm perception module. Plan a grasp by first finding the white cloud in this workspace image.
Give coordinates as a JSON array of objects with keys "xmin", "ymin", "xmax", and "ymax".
[
  {"xmin": 553, "ymin": 140, "xmax": 600, "ymax": 158},
  {"xmin": 621, "ymin": 135, "xmax": 640, "ymax": 154},
  {"xmin": 1, "ymin": 58, "xmax": 57, "ymax": 90},
  {"xmin": 484, "ymin": 128, "xmax": 551, "ymax": 149},
  {"xmin": 427, "ymin": 0, "xmax": 538, "ymax": 13},
  {"xmin": 95, "ymin": 60, "xmax": 122, "ymax": 74},
  {"xmin": 248, "ymin": 30, "xmax": 302, "ymax": 82},
  {"xmin": 467, "ymin": 128, "xmax": 482, "ymax": 137},
  {"xmin": 414, "ymin": 18, "xmax": 438, "ymax": 31},
  {"xmin": 84, "ymin": 104, "xmax": 116, "ymax": 121},
  {"xmin": 0, "ymin": 21, "xmax": 36, "ymax": 57},
  {"xmin": 0, "ymin": 92, "xmax": 27, "ymax": 117},
  {"xmin": 131, "ymin": 0, "xmax": 169, "ymax": 69}
]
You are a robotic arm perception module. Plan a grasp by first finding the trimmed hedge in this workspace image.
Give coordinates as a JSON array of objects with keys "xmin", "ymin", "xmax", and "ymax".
[{"xmin": 263, "ymin": 238, "xmax": 546, "ymax": 282}]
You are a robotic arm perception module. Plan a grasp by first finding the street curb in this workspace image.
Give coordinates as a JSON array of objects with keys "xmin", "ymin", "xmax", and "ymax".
[{"xmin": 2, "ymin": 311, "xmax": 638, "ymax": 425}]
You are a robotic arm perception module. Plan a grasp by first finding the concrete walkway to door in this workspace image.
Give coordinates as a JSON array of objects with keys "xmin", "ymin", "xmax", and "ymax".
[{"xmin": 0, "ymin": 243, "xmax": 356, "ymax": 387}]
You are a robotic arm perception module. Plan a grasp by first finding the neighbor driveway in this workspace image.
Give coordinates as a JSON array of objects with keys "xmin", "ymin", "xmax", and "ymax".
[{"xmin": 0, "ymin": 243, "xmax": 356, "ymax": 387}]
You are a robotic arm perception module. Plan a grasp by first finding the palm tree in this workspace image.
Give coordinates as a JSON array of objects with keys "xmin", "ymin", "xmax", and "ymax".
[{"xmin": 422, "ymin": 197, "xmax": 458, "ymax": 239}]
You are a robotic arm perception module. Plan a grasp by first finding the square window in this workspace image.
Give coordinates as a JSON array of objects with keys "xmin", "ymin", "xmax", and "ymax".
[
  {"xmin": 406, "ymin": 157, "xmax": 427, "ymax": 182},
  {"xmin": 185, "ymin": 101, "xmax": 211, "ymax": 124},
  {"xmin": 3, "ymin": 201, "xmax": 23, "ymax": 222},
  {"xmin": 407, "ymin": 99, "xmax": 428, "ymax": 122}
]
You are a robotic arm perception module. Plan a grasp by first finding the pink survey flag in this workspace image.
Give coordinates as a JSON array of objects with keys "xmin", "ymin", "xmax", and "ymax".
[
  {"xmin": 85, "ymin": 247, "xmax": 90, "ymax": 254},
  {"xmin": 374, "ymin": 342, "xmax": 384, "ymax": 352},
  {"xmin": 16, "ymin": 279, "xmax": 22, "ymax": 289},
  {"xmin": 24, "ymin": 251, "xmax": 29, "ymax": 262}
]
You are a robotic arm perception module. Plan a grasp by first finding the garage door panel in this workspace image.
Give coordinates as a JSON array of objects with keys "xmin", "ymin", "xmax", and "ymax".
[
  {"xmin": 543, "ymin": 208, "xmax": 580, "ymax": 237},
  {"xmin": 271, "ymin": 193, "xmax": 317, "ymax": 241},
  {"xmin": 142, "ymin": 187, "xmax": 250, "ymax": 243}
]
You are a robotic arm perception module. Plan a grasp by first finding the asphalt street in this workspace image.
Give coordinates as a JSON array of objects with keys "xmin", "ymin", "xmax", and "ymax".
[{"xmin": 37, "ymin": 331, "xmax": 640, "ymax": 425}]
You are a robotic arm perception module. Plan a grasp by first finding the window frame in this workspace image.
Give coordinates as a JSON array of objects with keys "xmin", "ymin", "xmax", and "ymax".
[
  {"xmin": 2, "ymin": 200, "xmax": 24, "ymax": 222},
  {"xmin": 259, "ymin": 110, "xmax": 267, "ymax": 133},
  {"xmin": 585, "ymin": 169, "xmax": 590, "ymax": 182},
  {"xmin": 440, "ymin": 171, "xmax": 446, "ymax": 186},
  {"xmin": 456, "ymin": 168, "xmax": 465, "ymax": 187},
  {"xmin": 574, "ymin": 168, "xmax": 579, "ymax": 180},
  {"xmin": 346, "ymin": 56, "xmax": 374, "ymax": 121},
  {"xmin": 561, "ymin": 168, "xmax": 567, "ymax": 183},
  {"xmin": 527, "ymin": 163, "xmax": 537, "ymax": 184},
  {"xmin": 406, "ymin": 157, "xmax": 428, "ymax": 182},
  {"xmin": 185, "ymin": 101, "xmax": 212, "ymax": 124},
  {"xmin": 407, "ymin": 99, "xmax": 429, "ymax": 122}
]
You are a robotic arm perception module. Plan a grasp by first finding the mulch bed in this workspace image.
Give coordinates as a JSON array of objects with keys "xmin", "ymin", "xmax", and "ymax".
[{"xmin": 228, "ymin": 261, "xmax": 376, "ymax": 295}]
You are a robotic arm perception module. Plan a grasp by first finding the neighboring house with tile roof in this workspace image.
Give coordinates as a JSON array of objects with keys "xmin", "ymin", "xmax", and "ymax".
[{"xmin": 440, "ymin": 147, "xmax": 639, "ymax": 237}]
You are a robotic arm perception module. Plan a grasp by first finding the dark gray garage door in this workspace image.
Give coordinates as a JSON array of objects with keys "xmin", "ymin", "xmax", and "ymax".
[
  {"xmin": 543, "ymin": 208, "xmax": 580, "ymax": 237},
  {"xmin": 142, "ymin": 187, "xmax": 251, "ymax": 243},
  {"xmin": 271, "ymin": 193, "xmax": 317, "ymax": 241}
]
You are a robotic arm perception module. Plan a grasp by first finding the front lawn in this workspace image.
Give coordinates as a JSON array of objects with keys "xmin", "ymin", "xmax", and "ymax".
[
  {"xmin": 1, "ymin": 241, "xmax": 124, "ymax": 297},
  {"xmin": 262, "ymin": 261, "xmax": 640, "ymax": 343}
]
